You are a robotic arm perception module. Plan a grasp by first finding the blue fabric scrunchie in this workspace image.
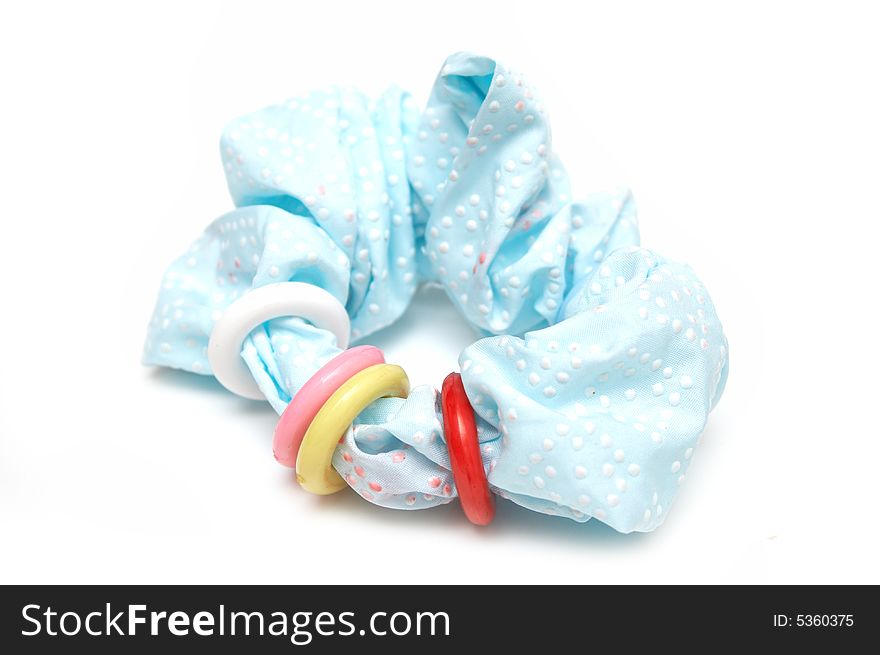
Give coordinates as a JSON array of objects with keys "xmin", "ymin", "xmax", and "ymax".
[{"xmin": 144, "ymin": 52, "xmax": 728, "ymax": 533}]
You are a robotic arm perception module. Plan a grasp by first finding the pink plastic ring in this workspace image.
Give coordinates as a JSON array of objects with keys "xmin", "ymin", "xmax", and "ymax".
[{"xmin": 272, "ymin": 345, "xmax": 385, "ymax": 468}]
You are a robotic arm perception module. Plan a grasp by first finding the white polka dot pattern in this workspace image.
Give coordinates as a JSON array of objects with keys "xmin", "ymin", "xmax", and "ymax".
[
  {"xmin": 143, "ymin": 52, "xmax": 728, "ymax": 532},
  {"xmin": 221, "ymin": 85, "xmax": 421, "ymax": 341},
  {"xmin": 460, "ymin": 246, "xmax": 728, "ymax": 532}
]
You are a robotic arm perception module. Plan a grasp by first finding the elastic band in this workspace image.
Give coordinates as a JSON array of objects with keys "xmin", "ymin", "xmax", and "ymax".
[
  {"xmin": 273, "ymin": 345, "xmax": 385, "ymax": 468},
  {"xmin": 296, "ymin": 364, "xmax": 410, "ymax": 495},
  {"xmin": 207, "ymin": 282, "xmax": 350, "ymax": 400},
  {"xmin": 441, "ymin": 372, "xmax": 495, "ymax": 525}
]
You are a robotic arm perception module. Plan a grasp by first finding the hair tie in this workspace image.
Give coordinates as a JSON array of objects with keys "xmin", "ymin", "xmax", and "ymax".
[{"xmin": 144, "ymin": 51, "xmax": 728, "ymax": 533}]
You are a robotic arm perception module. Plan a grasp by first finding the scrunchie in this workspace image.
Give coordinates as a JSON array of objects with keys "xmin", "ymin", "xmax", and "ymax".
[{"xmin": 144, "ymin": 52, "xmax": 728, "ymax": 533}]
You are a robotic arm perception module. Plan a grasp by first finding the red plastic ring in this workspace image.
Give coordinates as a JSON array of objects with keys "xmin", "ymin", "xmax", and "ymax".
[{"xmin": 441, "ymin": 372, "xmax": 495, "ymax": 526}]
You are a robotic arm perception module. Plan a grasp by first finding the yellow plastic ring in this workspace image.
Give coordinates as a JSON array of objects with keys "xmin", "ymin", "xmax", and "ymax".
[{"xmin": 295, "ymin": 363, "xmax": 410, "ymax": 495}]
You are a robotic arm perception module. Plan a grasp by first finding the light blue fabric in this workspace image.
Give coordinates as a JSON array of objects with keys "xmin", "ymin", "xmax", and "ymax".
[{"xmin": 144, "ymin": 52, "xmax": 728, "ymax": 532}]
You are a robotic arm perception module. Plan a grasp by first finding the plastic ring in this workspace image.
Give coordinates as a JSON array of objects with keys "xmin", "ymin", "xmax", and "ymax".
[
  {"xmin": 273, "ymin": 345, "xmax": 385, "ymax": 468},
  {"xmin": 441, "ymin": 372, "xmax": 495, "ymax": 526},
  {"xmin": 207, "ymin": 282, "xmax": 350, "ymax": 400},
  {"xmin": 296, "ymin": 364, "xmax": 410, "ymax": 495}
]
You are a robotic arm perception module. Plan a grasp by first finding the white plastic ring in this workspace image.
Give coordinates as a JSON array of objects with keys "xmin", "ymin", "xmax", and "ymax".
[{"xmin": 207, "ymin": 282, "xmax": 351, "ymax": 400}]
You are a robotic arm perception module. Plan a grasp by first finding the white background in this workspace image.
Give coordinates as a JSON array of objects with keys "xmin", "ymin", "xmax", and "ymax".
[{"xmin": 1, "ymin": 0, "xmax": 878, "ymax": 584}]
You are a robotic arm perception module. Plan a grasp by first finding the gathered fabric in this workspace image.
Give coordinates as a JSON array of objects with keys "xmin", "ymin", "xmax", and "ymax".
[{"xmin": 144, "ymin": 52, "xmax": 728, "ymax": 533}]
